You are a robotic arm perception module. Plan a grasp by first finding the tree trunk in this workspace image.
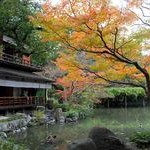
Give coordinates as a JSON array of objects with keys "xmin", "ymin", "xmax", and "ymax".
[
  {"xmin": 146, "ymin": 78, "xmax": 150, "ymax": 101},
  {"xmin": 0, "ymin": 33, "xmax": 3, "ymax": 45}
]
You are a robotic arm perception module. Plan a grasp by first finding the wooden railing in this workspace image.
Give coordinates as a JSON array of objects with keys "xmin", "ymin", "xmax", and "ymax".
[
  {"xmin": 0, "ymin": 96, "xmax": 45, "ymax": 109},
  {"xmin": 0, "ymin": 52, "xmax": 42, "ymax": 70}
]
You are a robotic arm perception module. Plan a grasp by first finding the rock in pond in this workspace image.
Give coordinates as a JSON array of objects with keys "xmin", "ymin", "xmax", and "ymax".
[
  {"xmin": 0, "ymin": 132, "xmax": 7, "ymax": 139},
  {"xmin": 88, "ymin": 127, "xmax": 131, "ymax": 150},
  {"xmin": 46, "ymin": 135, "xmax": 57, "ymax": 144},
  {"xmin": 68, "ymin": 138, "xmax": 97, "ymax": 150},
  {"xmin": 47, "ymin": 118, "xmax": 56, "ymax": 124},
  {"xmin": 54, "ymin": 108, "xmax": 66, "ymax": 124},
  {"xmin": 66, "ymin": 117, "xmax": 78, "ymax": 123}
]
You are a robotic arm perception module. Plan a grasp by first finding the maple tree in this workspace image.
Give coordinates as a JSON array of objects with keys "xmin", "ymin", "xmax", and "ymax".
[
  {"xmin": 55, "ymin": 52, "xmax": 94, "ymax": 100},
  {"xmin": 33, "ymin": 0, "xmax": 150, "ymax": 100}
]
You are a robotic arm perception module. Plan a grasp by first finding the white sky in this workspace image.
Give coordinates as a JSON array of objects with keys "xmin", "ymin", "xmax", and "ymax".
[
  {"xmin": 51, "ymin": 0, "xmax": 59, "ymax": 4},
  {"xmin": 33, "ymin": 0, "xmax": 59, "ymax": 4},
  {"xmin": 34, "ymin": 0, "xmax": 150, "ymax": 54},
  {"xmin": 35, "ymin": 0, "xmax": 128, "ymax": 6}
]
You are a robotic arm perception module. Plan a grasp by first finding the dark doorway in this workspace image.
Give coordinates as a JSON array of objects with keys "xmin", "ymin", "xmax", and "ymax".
[{"xmin": 0, "ymin": 86, "xmax": 13, "ymax": 97}]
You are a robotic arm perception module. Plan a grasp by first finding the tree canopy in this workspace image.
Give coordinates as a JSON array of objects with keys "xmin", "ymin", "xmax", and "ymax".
[
  {"xmin": 32, "ymin": 0, "xmax": 150, "ymax": 99},
  {"xmin": 0, "ymin": 0, "xmax": 59, "ymax": 65}
]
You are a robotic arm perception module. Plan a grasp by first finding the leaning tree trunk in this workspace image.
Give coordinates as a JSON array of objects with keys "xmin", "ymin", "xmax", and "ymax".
[
  {"xmin": 134, "ymin": 62, "xmax": 150, "ymax": 101},
  {"xmin": 144, "ymin": 72, "xmax": 150, "ymax": 102},
  {"xmin": 146, "ymin": 79, "xmax": 150, "ymax": 101}
]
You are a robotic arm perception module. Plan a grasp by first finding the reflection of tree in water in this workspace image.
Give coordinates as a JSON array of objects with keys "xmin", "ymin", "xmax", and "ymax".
[{"xmin": 10, "ymin": 108, "xmax": 150, "ymax": 150}]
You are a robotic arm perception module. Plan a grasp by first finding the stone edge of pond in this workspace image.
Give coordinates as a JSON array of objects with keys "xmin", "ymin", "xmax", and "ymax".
[{"xmin": 0, "ymin": 113, "xmax": 31, "ymax": 133}]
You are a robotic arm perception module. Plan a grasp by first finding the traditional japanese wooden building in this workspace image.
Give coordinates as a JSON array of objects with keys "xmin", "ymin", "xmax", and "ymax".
[{"xmin": 0, "ymin": 35, "xmax": 53, "ymax": 110}]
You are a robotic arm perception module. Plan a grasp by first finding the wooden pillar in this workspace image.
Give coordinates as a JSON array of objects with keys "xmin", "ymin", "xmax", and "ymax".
[
  {"xmin": 107, "ymin": 99, "xmax": 110, "ymax": 109},
  {"xmin": 124, "ymin": 95, "xmax": 127, "ymax": 109},
  {"xmin": 0, "ymin": 33, "xmax": 3, "ymax": 45},
  {"xmin": 143, "ymin": 97, "xmax": 145, "ymax": 108},
  {"xmin": 45, "ymin": 89, "xmax": 47, "ymax": 107}
]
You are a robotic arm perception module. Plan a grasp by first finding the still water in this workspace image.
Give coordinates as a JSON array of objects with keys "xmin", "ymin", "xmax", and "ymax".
[{"xmin": 11, "ymin": 108, "xmax": 150, "ymax": 150}]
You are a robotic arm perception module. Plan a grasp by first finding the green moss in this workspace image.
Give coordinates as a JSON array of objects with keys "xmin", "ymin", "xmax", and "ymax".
[
  {"xmin": 33, "ymin": 110, "xmax": 45, "ymax": 121},
  {"xmin": 0, "ymin": 140, "xmax": 26, "ymax": 150}
]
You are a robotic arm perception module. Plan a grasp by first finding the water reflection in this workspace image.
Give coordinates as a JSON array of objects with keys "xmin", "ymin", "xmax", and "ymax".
[{"xmin": 11, "ymin": 108, "xmax": 150, "ymax": 150}]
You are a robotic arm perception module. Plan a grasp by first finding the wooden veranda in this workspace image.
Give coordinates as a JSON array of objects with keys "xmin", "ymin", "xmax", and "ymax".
[
  {"xmin": 0, "ymin": 96, "xmax": 45, "ymax": 110},
  {"xmin": 0, "ymin": 52, "xmax": 42, "ymax": 72}
]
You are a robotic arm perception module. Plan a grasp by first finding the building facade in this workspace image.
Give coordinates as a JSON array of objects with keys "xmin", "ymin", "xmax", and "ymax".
[{"xmin": 0, "ymin": 35, "xmax": 53, "ymax": 110}]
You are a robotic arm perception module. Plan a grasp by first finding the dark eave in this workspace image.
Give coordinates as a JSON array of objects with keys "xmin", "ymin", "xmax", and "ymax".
[{"xmin": 0, "ymin": 67, "xmax": 54, "ymax": 83}]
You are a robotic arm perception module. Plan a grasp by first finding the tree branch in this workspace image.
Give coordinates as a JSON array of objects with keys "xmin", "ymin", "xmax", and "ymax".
[
  {"xmin": 130, "ymin": 9, "xmax": 150, "ymax": 27},
  {"xmin": 113, "ymin": 28, "xmax": 118, "ymax": 50},
  {"xmin": 140, "ymin": 7, "xmax": 150, "ymax": 17},
  {"xmin": 79, "ymin": 66, "xmax": 146, "ymax": 90}
]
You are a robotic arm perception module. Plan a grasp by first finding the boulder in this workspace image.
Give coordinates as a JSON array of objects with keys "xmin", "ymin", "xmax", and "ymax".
[
  {"xmin": 0, "ymin": 132, "xmax": 7, "ymax": 139},
  {"xmin": 68, "ymin": 138, "xmax": 97, "ymax": 150},
  {"xmin": 47, "ymin": 135, "xmax": 56, "ymax": 144},
  {"xmin": 66, "ymin": 117, "xmax": 78, "ymax": 123},
  {"xmin": 88, "ymin": 127, "xmax": 130, "ymax": 150},
  {"xmin": 66, "ymin": 117, "xmax": 73, "ymax": 123},
  {"xmin": 47, "ymin": 117, "xmax": 56, "ymax": 124},
  {"xmin": 54, "ymin": 108, "xmax": 65, "ymax": 123},
  {"xmin": 72, "ymin": 116, "xmax": 78, "ymax": 122},
  {"xmin": 59, "ymin": 116, "xmax": 65, "ymax": 124}
]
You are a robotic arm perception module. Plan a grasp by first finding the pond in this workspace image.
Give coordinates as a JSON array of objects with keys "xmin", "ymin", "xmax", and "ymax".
[{"xmin": 10, "ymin": 107, "xmax": 150, "ymax": 150}]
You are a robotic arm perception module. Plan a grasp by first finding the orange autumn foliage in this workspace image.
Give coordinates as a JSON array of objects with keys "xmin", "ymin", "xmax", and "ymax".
[{"xmin": 32, "ymin": 0, "xmax": 150, "ymax": 99}]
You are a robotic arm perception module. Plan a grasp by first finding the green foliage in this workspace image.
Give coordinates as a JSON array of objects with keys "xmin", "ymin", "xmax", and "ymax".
[
  {"xmin": 64, "ymin": 88, "xmax": 97, "ymax": 117},
  {"xmin": 107, "ymin": 87, "xmax": 146, "ymax": 99},
  {"xmin": 47, "ymin": 87, "xmax": 62, "ymax": 100},
  {"xmin": 65, "ymin": 109, "xmax": 79, "ymax": 118},
  {"xmin": 72, "ymin": 88, "xmax": 97, "ymax": 108},
  {"xmin": 46, "ymin": 86, "xmax": 96, "ymax": 118},
  {"xmin": 0, "ymin": 140, "xmax": 26, "ymax": 150},
  {"xmin": 31, "ymin": 41, "xmax": 60, "ymax": 65},
  {"xmin": 59, "ymin": 103, "xmax": 70, "ymax": 112},
  {"xmin": 130, "ymin": 131, "xmax": 150, "ymax": 149},
  {"xmin": 0, "ymin": 0, "xmax": 34, "ymax": 43},
  {"xmin": 0, "ymin": 0, "xmax": 59, "ymax": 65},
  {"xmin": 33, "ymin": 110, "xmax": 45, "ymax": 121},
  {"xmin": 51, "ymin": 98, "xmax": 60, "ymax": 109},
  {"xmin": 36, "ymin": 89, "xmax": 45, "ymax": 97}
]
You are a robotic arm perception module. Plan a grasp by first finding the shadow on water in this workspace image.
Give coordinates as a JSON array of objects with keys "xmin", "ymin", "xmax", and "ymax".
[{"xmin": 10, "ymin": 107, "xmax": 150, "ymax": 150}]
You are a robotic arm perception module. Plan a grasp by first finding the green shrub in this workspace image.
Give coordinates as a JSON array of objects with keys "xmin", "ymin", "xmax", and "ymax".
[
  {"xmin": 130, "ymin": 131, "xmax": 150, "ymax": 149},
  {"xmin": 33, "ymin": 110, "xmax": 45, "ymax": 121},
  {"xmin": 106, "ymin": 87, "xmax": 145, "ymax": 97},
  {"xmin": 65, "ymin": 110, "xmax": 78, "ymax": 118},
  {"xmin": 107, "ymin": 87, "xmax": 146, "ymax": 101},
  {"xmin": 0, "ymin": 140, "xmax": 26, "ymax": 150},
  {"xmin": 51, "ymin": 98, "xmax": 61, "ymax": 109},
  {"xmin": 36, "ymin": 89, "xmax": 45, "ymax": 97},
  {"xmin": 59, "ymin": 103, "xmax": 70, "ymax": 112},
  {"xmin": 36, "ymin": 106, "xmax": 45, "ymax": 112}
]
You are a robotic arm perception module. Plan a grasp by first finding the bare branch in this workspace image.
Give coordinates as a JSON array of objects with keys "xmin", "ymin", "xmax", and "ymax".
[
  {"xmin": 130, "ymin": 9, "xmax": 150, "ymax": 27},
  {"xmin": 140, "ymin": 7, "xmax": 150, "ymax": 17},
  {"xmin": 77, "ymin": 66, "xmax": 146, "ymax": 90},
  {"xmin": 113, "ymin": 28, "xmax": 118, "ymax": 50},
  {"xmin": 116, "ymin": 39, "xmax": 133, "ymax": 50},
  {"xmin": 68, "ymin": 0, "xmax": 76, "ymax": 17},
  {"xmin": 97, "ymin": 29, "xmax": 113, "ymax": 52},
  {"xmin": 84, "ymin": 23, "xmax": 94, "ymax": 31}
]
